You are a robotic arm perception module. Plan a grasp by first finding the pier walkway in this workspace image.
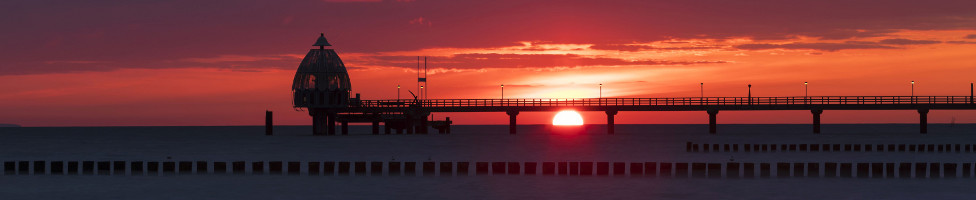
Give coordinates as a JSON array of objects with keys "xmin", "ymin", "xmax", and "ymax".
[{"xmin": 325, "ymin": 96, "xmax": 976, "ymax": 134}]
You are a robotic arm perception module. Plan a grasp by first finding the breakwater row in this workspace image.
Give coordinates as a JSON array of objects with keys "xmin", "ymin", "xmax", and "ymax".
[
  {"xmin": 686, "ymin": 142, "xmax": 976, "ymax": 153},
  {"xmin": 3, "ymin": 161, "xmax": 975, "ymax": 179}
]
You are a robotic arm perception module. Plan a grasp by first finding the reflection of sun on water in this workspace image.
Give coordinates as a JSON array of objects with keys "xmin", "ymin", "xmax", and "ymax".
[{"xmin": 552, "ymin": 110, "xmax": 584, "ymax": 125}]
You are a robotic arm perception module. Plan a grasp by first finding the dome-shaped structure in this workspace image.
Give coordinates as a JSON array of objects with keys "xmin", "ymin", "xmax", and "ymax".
[{"xmin": 293, "ymin": 33, "xmax": 352, "ymax": 108}]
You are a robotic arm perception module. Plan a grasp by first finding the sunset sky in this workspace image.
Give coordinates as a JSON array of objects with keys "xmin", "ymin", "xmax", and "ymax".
[{"xmin": 3, "ymin": 0, "xmax": 976, "ymax": 126}]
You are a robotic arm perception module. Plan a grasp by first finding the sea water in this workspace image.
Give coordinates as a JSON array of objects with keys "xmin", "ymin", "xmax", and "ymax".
[{"xmin": 1, "ymin": 124, "xmax": 975, "ymax": 199}]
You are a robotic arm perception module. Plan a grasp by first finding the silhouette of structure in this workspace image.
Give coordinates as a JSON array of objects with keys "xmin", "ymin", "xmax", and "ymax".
[
  {"xmin": 294, "ymin": 33, "xmax": 976, "ymax": 135},
  {"xmin": 292, "ymin": 33, "xmax": 352, "ymax": 135}
]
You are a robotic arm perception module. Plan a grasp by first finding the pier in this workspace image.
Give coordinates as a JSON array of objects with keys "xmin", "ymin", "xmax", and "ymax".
[
  {"xmin": 293, "ymin": 33, "xmax": 976, "ymax": 135},
  {"xmin": 310, "ymin": 96, "xmax": 976, "ymax": 135}
]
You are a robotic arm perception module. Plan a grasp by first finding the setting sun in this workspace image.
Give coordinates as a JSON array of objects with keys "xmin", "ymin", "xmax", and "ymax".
[{"xmin": 552, "ymin": 110, "xmax": 584, "ymax": 125}]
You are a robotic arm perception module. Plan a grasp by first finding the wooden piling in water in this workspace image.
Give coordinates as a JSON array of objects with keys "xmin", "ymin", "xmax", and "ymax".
[
  {"xmin": 213, "ymin": 162, "xmax": 226, "ymax": 174},
  {"xmin": 543, "ymin": 162, "xmax": 556, "ymax": 175},
  {"xmin": 508, "ymin": 162, "xmax": 521, "ymax": 175},
  {"xmin": 439, "ymin": 162, "xmax": 453, "ymax": 176},
  {"xmin": 525, "ymin": 162, "xmax": 537, "ymax": 175},
  {"xmin": 707, "ymin": 163, "xmax": 721, "ymax": 179},
  {"xmin": 491, "ymin": 162, "xmax": 505, "ymax": 175},
  {"xmin": 674, "ymin": 163, "xmax": 688, "ymax": 178},
  {"xmin": 691, "ymin": 163, "xmax": 707, "ymax": 178},
  {"xmin": 475, "ymin": 162, "xmax": 489, "ymax": 175},
  {"xmin": 251, "ymin": 162, "xmax": 265, "ymax": 175},
  {"xmin": 630, "ymin": 162, "xmax": 644, "ymax": 176},
  {"xmin": 405, "ymin": 162, "xmax": 417, "ymax": 176},
  {"xmin": 596, "ymin": 162, "xmax": 609, "ymax": 176},
  {"xmin": 371, "ymin": 162, "xmax": 384, "ymax": 176},
  {"xmin": 457, "ymin": 162, "xmax": 470, "ymax": 176},
  {"xmin": 232, "ymin": 161, "xmax": 245, "ymax": 175},
  {"xmin": 659, "ymin": 163, "xmax": 673, "ymax": 178},
  {"xmin": 147, "ymin": 162, "xmax": 159, "ymax": 175},
  {"xmin": 387, "ymin": 162, "xmax": 400, "ymax": 176},
  {"xmin": 355, "ymin": 162, "xmax": 367, "ymax": 176},
  {"xmin": 288, "ymin": 162, "xmax": 301, "ymax": 175}
]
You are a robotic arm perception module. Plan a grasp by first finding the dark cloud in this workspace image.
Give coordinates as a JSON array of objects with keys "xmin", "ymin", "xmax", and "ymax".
[
  {"xmin": 946, "ymin": 41, "xmax": 976, "ymax": 44},
  {"xmin": 803, "ymin": 29, "xmax": 897, "ymax": 40},
  {"xmin": 360, "ymin": 53, "xmax": 725, "ymax": 69},
  {"xmin": 966, "ymin": 34, "xmax": 976, "ymax": 39},
  {"xmin": 878, "ymin": 38, "xmax": 941, "ymax": 45},
  {"xmin": 734, "ymin": 42, "xmax": 896, "ymax": 52},
  {"xmin": 3, "ymin": 0, "xmax": 976, "ymax": 75},
  {"xmin": 589, "ymin": 44, "xmax": 725, "ymax": 52}
]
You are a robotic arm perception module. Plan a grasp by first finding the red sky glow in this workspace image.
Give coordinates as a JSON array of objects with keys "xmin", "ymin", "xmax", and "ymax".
[{"xmin": 2, "ymin": 0, "xmax": 976, "ymax": 126}]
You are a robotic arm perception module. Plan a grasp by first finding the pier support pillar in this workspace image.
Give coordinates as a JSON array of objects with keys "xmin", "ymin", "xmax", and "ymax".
[
  {"xmin": 606, "ymin": 110, "xmax": 618, "ymax": 135},
  {"xmin": 311, "ymin": 109, "xmax": 328, "ymax": 136},
  {"xmin": 811, "ymin": 109, "xmax": 823, "ymax": 134},
  {"xmin": 918, "ymin": 108, "xmax": 929, "ymax": 134},
  {"xmin": 446, "ymin": 117, "xmax": 452, "ymax": 134},
  {"xmin": 507, "ymin": 111, "xmax": 519, "ymax": 134},
  {"xmin": 406, "ymin": 114, "xmax": 414, "ymax": 134},
  {"xmin": 265, "ymin": 110, "xmax": 273, "ymax": 136},
  {"xmin": 341, "ymin": 121, "xmax": 348, "ymax": 135},
  {"xmin": 372, "ymin": 121, "xmax": 380, "ymax": 135},
  {"xmin": 327, "ymin": 112, "xmax": 337, "ymax": 135},
  {"xmin": 420, "ymin": 113, "xmax": 429, "ymax": 134},
  {"xmin": 707, "ymin": 109, "xmax": 719, "ymax": 134}
]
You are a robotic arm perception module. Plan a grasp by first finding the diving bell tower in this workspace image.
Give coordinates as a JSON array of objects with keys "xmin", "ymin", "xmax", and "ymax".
[{"xmin": 292, "ymin": 33, "xmax": 352, "ymax": 135}]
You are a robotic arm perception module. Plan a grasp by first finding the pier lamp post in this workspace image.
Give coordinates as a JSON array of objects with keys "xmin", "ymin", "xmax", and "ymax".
[
  {"xmin": 804, "ymin": 82, "xmax": 808, "ymax": 104},
  {"xmin": 397, "ymin": 85, "xmax": 400, "ymax": 101},
  {"xmin": 700, "ymin": 82, "xmax": 704, "ymax": 105},
  {"xmin": 748, "ymin": 84, "xmax": 752, "ymax": 105},
  {"xmin": 501, "ymin": 84, "xmax": 504, "ymax": 99},
  {"xmin": 420, "ymin": 85, "xmax": 424, "ymax": 100},
  {"xmin": 911, "ymin": 81, "xmax": 915, "ymax": 104},
  {"xmin": 700, "ymin": 83, "xmax": 704, "ymax": 98},
  {"xmin": 599, "ymin": 83, "xmax": 603, "ymax": 98}
]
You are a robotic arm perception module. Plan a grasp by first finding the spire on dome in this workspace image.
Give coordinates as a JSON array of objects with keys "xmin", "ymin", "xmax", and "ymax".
[{"xmin": 313, "ymin": 33, "xmax": 332, "ymax": 47}]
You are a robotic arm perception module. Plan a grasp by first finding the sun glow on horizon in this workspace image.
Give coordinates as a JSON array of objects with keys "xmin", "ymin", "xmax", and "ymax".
[{"xmin": 552, "ymin": 110, "xmax": 584, "ymax": 125}]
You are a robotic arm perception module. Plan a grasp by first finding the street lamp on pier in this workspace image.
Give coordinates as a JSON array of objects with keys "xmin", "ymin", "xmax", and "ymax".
[
  {"xmin": 804, "ymin": 82, "xmax": 808, "ymax": 104},
  {"xmin": 748, "ymin": 84, "xmax": 752, "ymax": 105},
  {"xmin": 599, "ymin": 83, "xmax": 603, "ymax": 98},
  {"xmin": 911, "ymin": 81, "xmax": 915, "ymax": 96}
]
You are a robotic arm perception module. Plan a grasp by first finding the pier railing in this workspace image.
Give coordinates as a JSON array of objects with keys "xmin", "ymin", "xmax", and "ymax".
[{"xmin": 361, "ymin": 96, "xmax": 975, "ymax": 108}]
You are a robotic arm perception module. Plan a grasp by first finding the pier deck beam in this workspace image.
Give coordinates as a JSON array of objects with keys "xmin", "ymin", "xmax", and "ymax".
[
  {"xmin": 811, "ymin": 109, "xmax": 823, "ymax": 134},
  {"xmin": 606, "ymin": 110, "xmax": 618, "ymax": 134},
  {"xmin": 707, "ymin": 109, "xmax": 719, "ymax": 134},
  {"xmin": 507, "ymin": 111, "xmax": 519, "ymax": 134},
  {"xmin": 918, "ymin": 108, "xmax": 929, "ymax": 134}
]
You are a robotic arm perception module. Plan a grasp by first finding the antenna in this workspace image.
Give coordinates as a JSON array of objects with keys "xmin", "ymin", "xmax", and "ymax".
[
  {"xmin": 417, "ymin": 56, "xmax": 428, "ymax": 100},
  {"xmin": 424, "ymin": 56, "xmax": 428, "ymax": 100}
]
